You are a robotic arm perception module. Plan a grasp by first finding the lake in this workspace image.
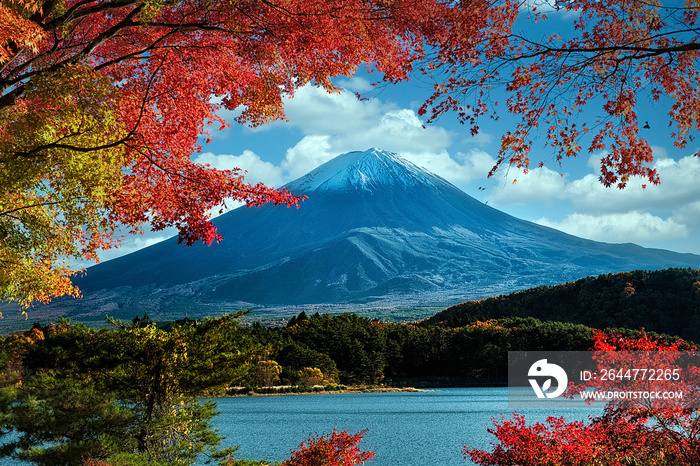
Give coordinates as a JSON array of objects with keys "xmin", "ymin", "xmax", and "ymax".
[{"xmin": 212, "ymin": 387, "xmax": 604, "ymax": 465}]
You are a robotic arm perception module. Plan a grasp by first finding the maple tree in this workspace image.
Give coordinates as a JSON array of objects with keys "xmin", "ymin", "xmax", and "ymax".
[
  {"xmin": 465, "ymin": 330, "xmax": 700, "ymax": 465},
  {"xmin": 422, "ymin": 0, "xmax": 700, "ymax": 189},
  {"xmin": 282, "ymin": 428, "xmax": 375, "ymax": 466},
  {"xmin": 0, "ymin": 0, "xmax": 464, "ymax": 311}
]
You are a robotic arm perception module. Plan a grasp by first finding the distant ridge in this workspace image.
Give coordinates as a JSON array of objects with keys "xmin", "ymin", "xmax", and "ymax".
[
  {"xmin": 31, "ymin": 148, "xmax": 700, "ymax": 321},
  {"xmin": 423, "ymin": 268, "xmax": 700, "ymax": 342}
]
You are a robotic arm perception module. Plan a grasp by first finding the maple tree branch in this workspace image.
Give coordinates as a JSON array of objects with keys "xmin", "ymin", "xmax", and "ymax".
[
  {"xmin": 0, "ymin": 3, "xmax": 145, "ymax": 96},
  {"xmin": 93, "ymin": 30, "xmax": 177, "ymax": 70},
  {"xmin": 507, "ymin": 32, "xmax": 700, "ymax": 64},
  {"xmin": 11, "ymin": 50, "xmax": 166, "ymax": 160},
  {"xmin": 0, "ymin": 2, "xmax": 140, "ymax": 93},
  {"xmin": 44, "ymin": 0, "xmax": 142, "ymax": 31},
  {"xmin": 0, "ymin": 43, "xmax": 29, "ymax": 77},
  {"xmin": 0, "ymin": 201, "xmax": 63, "ymax": 218},
  {"xmin": 138, "ymin": 20, "xmax": 229, "ymax": 32},
  {"xmin": 34, "ymin": 0, "xmax": 63, "ymax": 22},
  {"xmin": 12, "ymin": 137, "xmax": 133, "ymax": 159},
  {"xmin": 123, "ymin": 141, "xmax": 191, "ymax": 185},
  {"xmin": 68, "ymin": 5, "xmax": 145, "ymax": 63},
  {"xmin": 0, "ymin": 0, "xmax": 239, "ymax": 105},
  {"xmin": 0, "ymin": 85, "xmax": 26, "ymax": 110},
  {"xmin": 258, "ymin": 0, "xmax": 321, "ymax": 19},
  {"xmin": 560, "ymin": 42, "xmax": 700, "ymax": 61},
  {"xmin": 233, "ymin": 4, "xmax": 280, "ymax": 37}
]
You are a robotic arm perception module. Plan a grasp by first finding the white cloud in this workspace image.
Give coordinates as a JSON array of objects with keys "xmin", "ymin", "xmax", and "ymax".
[
  {"xmin": 402, "ymin": 149, "xmax": 497, "ymax": 185},
  {"xmin": 280, "ymin": 84, "xmax": 452, "ymax": 154},
  {"xmin": 490, "ymin": 150, "xmax": 700, "ymax": 214},
  {"xmin": 486, "ymin": 150, "xmax": 700, "ymax": 244},
  {"xmin": 195, "ymin": 150, "xmax": 285, "ymax": 187},
  {"xmin": 536, "ymin": 212, "xmax": 689, "ymax": 243},
  {"xmin": 282, "ymin": 136, "xmax": 335, "ymax": 180},
  {"xmin": 113, "ymin": 233, "xmax": 176, "ymax": 255},
  {"xmin": 564, "ymin": 174, "xmax": 650, "ymax": 213},
  {"xmin": 283, "ymin": 85, "xmax": 389, "ymax": 135},
  {"xmin": 457, "ymin": 149, "xmax": 498, "ymax": 174},
  {"xmin": 671, "ymin": 200, "xmax": 700, "ymax": 227},
  {"xmin": 336, "ymin": 76, "xmax": 374, "ymax": 93},
  {"xmin": 566, "ymin": 154, "xmax": 700, "ymax": 214},
  {"xmin": 71, "ymin": 232, "xmax": 177, "ymax": 270},
  {"xmin": 488, "ymin": 165, "xmax": 568, "ymax": 206}
]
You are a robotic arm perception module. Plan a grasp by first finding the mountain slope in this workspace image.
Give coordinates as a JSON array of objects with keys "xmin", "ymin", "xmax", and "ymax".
[{"xmin": 48, "ymin": 148, "xmax": 700, "ymax": 319}]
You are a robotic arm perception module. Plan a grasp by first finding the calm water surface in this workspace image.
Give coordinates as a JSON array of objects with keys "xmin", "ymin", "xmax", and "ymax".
[{"xmin": 212, "ymin": 387, "xmax": 603, "ymax": 465}]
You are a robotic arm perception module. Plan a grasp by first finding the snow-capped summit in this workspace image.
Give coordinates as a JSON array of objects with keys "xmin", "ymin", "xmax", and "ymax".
[
  {"xmin": 286, "ymin": 148, "xmax": 441, "ymax": 194},
  {"xmin": 54, "ymin": 148, "xmax": 700, "ymax": 320}
]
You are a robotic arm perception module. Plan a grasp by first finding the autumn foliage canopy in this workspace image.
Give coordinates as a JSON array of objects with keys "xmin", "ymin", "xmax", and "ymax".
[{"xmin": 4, "ymin": 0, "xmax": 700, "ymax": 310}]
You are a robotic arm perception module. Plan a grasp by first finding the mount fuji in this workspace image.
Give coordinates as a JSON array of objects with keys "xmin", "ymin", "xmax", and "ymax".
[{"xmin": 41, "ymin": 148, "xmax": 700, "ymax": 320}]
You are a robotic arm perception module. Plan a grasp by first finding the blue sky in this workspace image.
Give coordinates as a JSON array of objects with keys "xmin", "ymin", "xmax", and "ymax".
[{"xmin": 100, "ymin": 7, "xmax": 700, "ymax": 263}]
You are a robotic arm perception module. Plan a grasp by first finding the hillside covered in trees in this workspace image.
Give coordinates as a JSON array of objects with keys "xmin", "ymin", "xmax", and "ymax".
[{"xmin": 424, "ymin": 268, "xmax": 700, "ymax": 341}]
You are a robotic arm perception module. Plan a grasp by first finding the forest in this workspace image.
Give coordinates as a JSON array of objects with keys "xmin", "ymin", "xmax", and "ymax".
[{"xmin": 426, "ymin": 268, "xmax": 700, "ymax": 341}]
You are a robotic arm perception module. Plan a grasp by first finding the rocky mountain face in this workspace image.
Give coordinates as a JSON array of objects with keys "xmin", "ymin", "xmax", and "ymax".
[{"xmin": 37, "ymin": 148, "xmax": 700, "ymax": 320}]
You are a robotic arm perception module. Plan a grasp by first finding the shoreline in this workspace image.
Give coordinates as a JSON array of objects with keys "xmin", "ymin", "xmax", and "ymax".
[{"xmin": 218, "ymin": 385, "xmax": 430, "ymax": 397}]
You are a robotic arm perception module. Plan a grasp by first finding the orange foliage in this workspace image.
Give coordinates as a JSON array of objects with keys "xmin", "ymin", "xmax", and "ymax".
[{"xmin": 470, "ymin": 320, "xmax": 504, "ymax": 330}]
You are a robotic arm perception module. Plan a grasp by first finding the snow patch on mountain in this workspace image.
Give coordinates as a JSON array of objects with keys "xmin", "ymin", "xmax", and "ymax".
[{"xmin": 286, "ymin": 148, "xmax": 442, "ymax": 193}]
